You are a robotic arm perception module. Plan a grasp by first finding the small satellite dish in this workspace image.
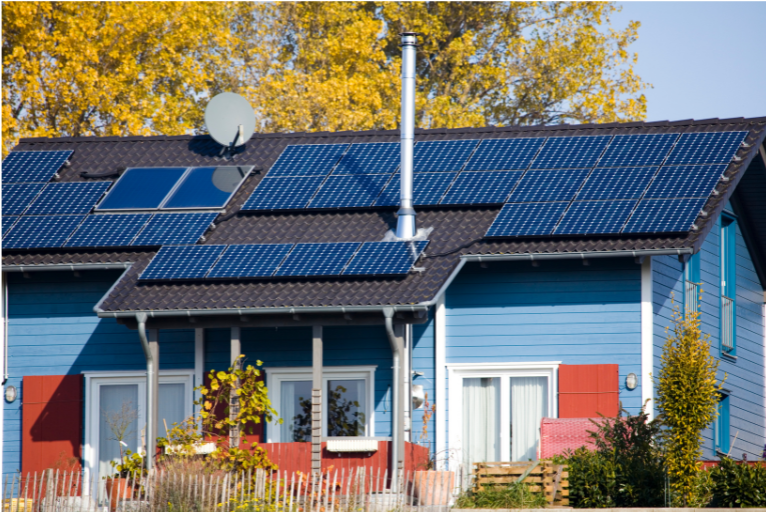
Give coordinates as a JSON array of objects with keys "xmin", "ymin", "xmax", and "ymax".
[{"xmin": 205, "ymin": 92, "xmax": 256, "ymax": 154}]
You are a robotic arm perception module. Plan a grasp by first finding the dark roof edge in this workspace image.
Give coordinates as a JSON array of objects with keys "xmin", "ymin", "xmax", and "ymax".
[
  {"xmin": 95, "ymin": 247, "xmax": 692, "ymax": 319},
  {"xmin": 2, "ymin": 262, "xmax": 132, "ymax": 273},
  {"xmin": 18, "ymin": 116, "xmax": 766, "ymax": 144}
]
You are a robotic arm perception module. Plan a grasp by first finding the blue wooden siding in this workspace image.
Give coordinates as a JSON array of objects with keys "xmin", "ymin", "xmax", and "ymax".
[
  {"xmin": 652, "ymin": 216, "xmax": 765, "ymax": 460},
  {"xmin": 203, "ymin": 325, "xmax": 395, "ymax": 439},
  {"xmin": 2, "ymin": 271, "xmax": 195, "ymax": 478},
  {"xmin": 443, "ymin": 259, "xmax": 643, "ymax": 447}
]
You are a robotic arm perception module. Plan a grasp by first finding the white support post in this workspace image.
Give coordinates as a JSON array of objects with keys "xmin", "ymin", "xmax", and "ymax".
[
  {"xmin": 230, "ymin": 327, "xmax": 241, "ymax": 448},
  {"xmin": 641, "ymin": 257, "xmax": 655, "ymax": 420},
  {"xmin": 312, "ymin": 325, "xmax": 323, "ymax": 475},
  {"xmin": 194, "ymin": 328, "xmax": 204, "ymax": 423},
  {"xmin": 435, "ymin": 295, "xmax": 447, "ymax": 470},
  {"xmin": 147, "ymin": 329, "xmax": 160, "ymax": 467}
]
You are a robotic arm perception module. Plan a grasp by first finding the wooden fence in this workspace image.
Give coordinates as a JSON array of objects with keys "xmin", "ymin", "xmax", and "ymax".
[
  {"xmin": 2, "ymin": 468, "xmax": 455, "ymax": 512},
  {"xmin": 473, "ymin": 460, "xmax": 569, "ymax": 506}
]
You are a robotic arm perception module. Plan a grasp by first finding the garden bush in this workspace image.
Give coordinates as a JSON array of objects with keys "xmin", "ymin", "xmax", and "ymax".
[
  {"xmin": 710, "ymin": 457, "xmax": 766, "ymax": 508},
  {"xmin": 454, "ymin": 482, "xmax": 547, "ymax": 509}
]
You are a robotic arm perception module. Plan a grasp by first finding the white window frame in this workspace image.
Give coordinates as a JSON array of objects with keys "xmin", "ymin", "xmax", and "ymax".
[
  {"xmin": 266, "ymin": 366, "xmax": 376, "ymax": 442},
  {"xmin": 447, "ymin": 361, "xmax": 560, "ymax": 469},
  {"xmin": 83, "ymin": 370, "xmax": 194, "ymax": 480}
]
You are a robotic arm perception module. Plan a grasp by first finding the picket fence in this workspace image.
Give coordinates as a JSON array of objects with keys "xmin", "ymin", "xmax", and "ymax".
[{"xmin": 2, "ymin": 467, "xmax": 456, "ymax": 512}]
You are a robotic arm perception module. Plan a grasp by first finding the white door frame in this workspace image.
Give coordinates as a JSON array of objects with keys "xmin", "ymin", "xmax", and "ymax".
[{"xmin": 447, "ymin": 361, "xmax": 560, "ymax": 471}]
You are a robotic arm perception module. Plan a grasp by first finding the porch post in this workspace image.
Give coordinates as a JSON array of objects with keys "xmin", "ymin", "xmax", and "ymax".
[
  {"xmin": 147, "ymin": 328, "xmax": 159, "ymax": 468},
  {"xmin": 230, "ymin": 327, "xmax": 242, "ymax": 448},
  {"xmin": 394, "ymin": 323, "xmax": 406, "ymax": 472},
  {"xmin": 312, "ymin": 325, "xmax": 323, "ymax": 475}
]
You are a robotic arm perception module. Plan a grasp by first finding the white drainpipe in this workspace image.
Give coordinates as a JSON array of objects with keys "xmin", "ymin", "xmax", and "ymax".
[{"xmin": 396, "ymin": 32, "xmax": 418, "ymax": 240}]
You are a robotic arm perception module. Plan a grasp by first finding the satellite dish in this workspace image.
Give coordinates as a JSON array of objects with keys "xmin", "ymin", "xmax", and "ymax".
[{"xmin": 205, "ymin": 92, "xmax": 256, "ymax": 150}]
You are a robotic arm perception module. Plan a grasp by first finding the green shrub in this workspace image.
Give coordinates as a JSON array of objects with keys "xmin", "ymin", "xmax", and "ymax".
[
  {"xmin": 564, "ymin": 405, "xmax": 665, "ymax": 508},
  {"xmin": 710, "ymin": 457, "xmax": 766, "ymax": 508},
  {"xmin": 454, "ymin": 482, "xmax": 547, "ymax": 509}
]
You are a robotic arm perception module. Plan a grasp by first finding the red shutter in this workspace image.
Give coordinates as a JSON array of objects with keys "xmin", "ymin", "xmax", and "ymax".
[
  {"xmin": 22, "ymin": 375, "xmax": 83, "ymax": 473},
  {"xmin": 558, "ymin": 364, "xmax": 619, "ymax": 418}
]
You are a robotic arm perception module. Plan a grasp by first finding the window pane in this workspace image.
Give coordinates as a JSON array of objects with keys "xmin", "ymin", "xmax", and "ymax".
[
  {"xmin": 99, "ymin": 384, "xmax": 139, "ymax": 478},
  {"xmin": 98, "ymin": 168, "xmax": 187, "ymax": 210},
  {"xmin": 327, "ymin": 379, "xmax": 366, "ymax": 437},
  {"xmin": 159, "ymin": 383, "xmax": 187, "ymax": 438},
  {"xmin": 281, "ymin": 380, "xmax": 312, "ymax": 442},
  {"xmin": 462, "ymin": 377, "xmax": 500, "ymax": 468},
  {"xmin": 163, "ymin": 167, "xmax": 247, "ymax": 209},
  {"xmin": 510, "ymin": 377, "xmax": 548, "ymax": 461}
]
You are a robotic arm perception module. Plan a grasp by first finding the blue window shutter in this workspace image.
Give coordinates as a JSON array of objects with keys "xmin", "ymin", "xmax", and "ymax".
[
  {"xmin": 715, "ymin": 393, "xmax": 730, "ymax": 455},
  {"xmin": 720, "ymin": 214, "xmax": 737, "ymax": 356}
]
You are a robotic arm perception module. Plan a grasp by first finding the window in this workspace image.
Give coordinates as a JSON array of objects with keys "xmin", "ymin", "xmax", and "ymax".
[
  {"xmin": 448, "ymin": 362, "xmax": 558, "ymax": 468},
  {"xmin": 684, "ymin": 253, "xmax": 701, "ymax": 317},
  {"xmin": 97, "ymin": 166, "xmax": 251, "ymax": 211},
  {"xmin": 720, "ymin": 214, "xmax": 737, "ymax": 356},
  {"xmin": 714, "ymin": 393, "xmax": 730, "ymax": 455},
  {"xmin": 265, "ymin": 366, "xmax": 375, "ymax": 442},
  {"xmin": 83, "ymin": 371, "xmax": 194, "ymax": 480}
]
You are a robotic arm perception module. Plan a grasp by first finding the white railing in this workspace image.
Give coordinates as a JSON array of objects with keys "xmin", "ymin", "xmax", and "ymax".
[
  {"xmin": 721, "ymin": 295, "xmax": 735, "ymax": 354},
  {"xmin": 2, "ymin": 467, "xmax": 455, "ymax": 512},
  {"xmin": 684, "ymin": 280, "xmax": 700, "ymax": 316}
]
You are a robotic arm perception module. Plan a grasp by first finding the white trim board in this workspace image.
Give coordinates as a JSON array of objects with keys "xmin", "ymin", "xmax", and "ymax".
[
  {"xmin": 434, "ymin": 295, "xmax": 446, "ymax": 471},
  {"xmin": 641, "ymin": 257, "xmax": 655, "ymax": 420}
]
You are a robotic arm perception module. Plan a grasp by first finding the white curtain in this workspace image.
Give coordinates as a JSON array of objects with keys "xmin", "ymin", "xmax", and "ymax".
[
  {"xmin": 158, "ymin": 383, "xmax": 186, "ymax": 438},
  {"xmin": 510, "ymin": 377, "xmax": 548, "ymax": 461},
  {"xmin": 98, "ymin": 384, "xmax": 139, "ymax": 478},
  {"xmin": 462, "ymin": 378, "xmax": 500, "ymax": 469}
]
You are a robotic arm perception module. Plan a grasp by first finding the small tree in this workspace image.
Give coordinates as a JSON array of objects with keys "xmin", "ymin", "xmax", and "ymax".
[{"xmin": 656, "ymin": 301, "xmax": 725, "ymax": 506}]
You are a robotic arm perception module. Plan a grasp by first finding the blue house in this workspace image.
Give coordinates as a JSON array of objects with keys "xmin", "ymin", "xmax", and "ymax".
[{"xmin": 2, "ymin": 117, "xmax": 765, "ymax": 483}]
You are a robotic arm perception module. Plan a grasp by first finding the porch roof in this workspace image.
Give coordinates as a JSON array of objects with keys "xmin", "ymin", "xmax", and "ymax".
[{"xmin": 4, "ymin": 117, "xmax": 766, "ymax": 315}]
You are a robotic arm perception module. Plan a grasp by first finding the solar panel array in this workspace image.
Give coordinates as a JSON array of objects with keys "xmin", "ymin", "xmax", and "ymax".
[
  {"xmin": 139, "ymin": 240, "xmax": 430, "ymax": 281},
  {"xmin": 1, "ymin": 150, "xmax": 73, "ymax": 183},
  {"xmin": 3, "ymin": 212, "xmax": 216, "ymax": 249},
  {"xmin": 241, "ymin": 131, "xmax": 746, "ymax": 237}
]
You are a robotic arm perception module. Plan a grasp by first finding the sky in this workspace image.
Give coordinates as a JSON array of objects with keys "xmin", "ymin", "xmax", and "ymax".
[{"xmin": 610, "ymin": 2, "xmax": 766, "ymax": 122}]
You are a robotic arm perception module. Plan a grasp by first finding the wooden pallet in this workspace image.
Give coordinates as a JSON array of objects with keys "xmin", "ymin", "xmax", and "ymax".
[{"xmin": 473, "ymin": 461, "xmax": 569, "ymax": 506}]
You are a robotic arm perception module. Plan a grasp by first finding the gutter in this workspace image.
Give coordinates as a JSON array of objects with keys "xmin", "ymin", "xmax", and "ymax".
[
  {"xmin": 383, "ymin": 307, "xmax": 401, "ymax": 488},
  {"xmin": 2, "ymin": 263, "xmax": 133, "ymax": 273}
]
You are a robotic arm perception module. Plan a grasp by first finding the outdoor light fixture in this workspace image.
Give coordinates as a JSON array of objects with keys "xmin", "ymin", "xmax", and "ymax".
[
  {"xmin": 412, "ymin": 384, "xmax": 425, "ymax": 409},
  {"xmin": 5, "ymin": 385, "xmax": 17, "ymax": 403},
  {"xmin": 626, "ymin": 373, "xmax": 638, "ymax": 390}
]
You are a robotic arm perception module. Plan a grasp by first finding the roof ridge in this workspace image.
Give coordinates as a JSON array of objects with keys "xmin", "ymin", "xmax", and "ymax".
[{"xmin": 17, "ymin": 116, "xmax": 766, "ymax": 144}]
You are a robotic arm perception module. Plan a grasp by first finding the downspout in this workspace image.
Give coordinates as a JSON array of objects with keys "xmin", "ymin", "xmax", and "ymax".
[
  {"xmin": 383, "ymin": 307, "xmax": 401, "ymax": 487},
  {"xmin": 136, "ymin": 312, "xmax": 156, "ymax": 471}
]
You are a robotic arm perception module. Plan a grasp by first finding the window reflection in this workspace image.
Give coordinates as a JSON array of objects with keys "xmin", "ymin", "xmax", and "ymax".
[{"xmin": 327, "ymin": 380, "xmax": 366, "ymax": 437}]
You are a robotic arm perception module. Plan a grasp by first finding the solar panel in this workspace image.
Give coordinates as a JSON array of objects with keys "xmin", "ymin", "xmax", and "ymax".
[
  {"xmin": 485, "ymin": 202, "xmax": 569, "ymax": 237},
  {"xmin": 623, "ymin": 198, "xmax": 707, "ymax": 234},
  {"xmin": 413, "ymin": 140, "xmax": 479, "ymax": 172},
  {"xmin": 576, "ymin": 167, "xmax": 659, "ymax": 201},
  {"xmin": 3, "ymin": 215, "xmax": 85, "ymax": 249},
  {"xmin": 241, "ymin": 176, "xmax": 325, "ymax": 210},
  {"xmin": 342, "ymin": 241, "xmax": 429, "ymax": 276},
  {"xmin": 2, "ymin": 182, "xmax": 46, "ymax": 215},
  {"xmin": 440, "ymin": 170, "xmax": 524, "ymax": 205},
  {"xmin": 508, "ymin": 169, "xmax": 590, "ymax": 202},
  {"xmin": 554, "ymin": 200, "xmax": 637, "ymax": 235},
  {"xmin": 1, "ymin": 150, "xmax": 73, "ymax": 183},
  {"xmin": 163, "ymin": 166, "xmax": 249, "ymax": 209},
  {"xmin": 463, "ymin": 138, "xmax": 545, "ymax": 171},
  {"xmin": 267, "ymin": 144, "xmax": 349, "ymax": 177},
  {"xmin": 140, "ymin": 245, "xmax": 226, "ymax": 280},
  {"xmin": 25, "ymin": 181, "xmax": 111, "ymax": 215},
  {"xmin": 597, "ymin": 134, "xmax": 678, "ymax": 167},
  {"xmin": 665, "ymin": 131, "xmax": 747, "ymax": 165},
  {"xmin": 207, "ymin": 243, "xmax": 294, "ymax": 278},
  {"xmin": 333, "ymin": 142, "xmax": 400, "ymax": 175},
  {"xmin": 643, "ymin": 165, "xmax": 727, "ymax": 199},
  {"xmin": 65, "ymin": 213, "xmax": 151, "ymax": 248},
  {"xmin": 3, "ymin": 216, "xmax": 18, "ymax": 236},
  {"xmin": 274, "ymin": 242, "xmax": 361, "ymax": 277},
  {"xmin": 531, "ymin": 136, "xmax": 611, "ymax": 169},
  {"xmin": 97, "ymin": 168, "xmax": 188, "ymax": 210},
  {"xmin": 308, "ymin": 174, "xmax": 391, "ymax": 208},
  {"xmin": 131, "ymin": 213, "xmax": 217, "ymax": 246},
  {"xmin": 375, "ymin": 173, "xmax": 456, "ymax": 206}
]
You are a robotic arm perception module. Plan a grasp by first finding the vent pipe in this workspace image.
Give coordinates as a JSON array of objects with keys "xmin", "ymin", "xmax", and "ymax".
[{"xmin": 396, "ymin": 32, "xmax": 418, "ymax": 240}]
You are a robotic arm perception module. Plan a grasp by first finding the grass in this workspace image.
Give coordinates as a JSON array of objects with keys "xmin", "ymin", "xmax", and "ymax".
[{"xmin": 454, "ymin": 482, "xmax": 548, "ymax": 509}]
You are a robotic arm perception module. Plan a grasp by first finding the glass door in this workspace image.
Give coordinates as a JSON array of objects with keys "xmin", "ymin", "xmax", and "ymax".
[{"xmin": 462, "ymin": 377, "xmax": 501, "ymax": 468}]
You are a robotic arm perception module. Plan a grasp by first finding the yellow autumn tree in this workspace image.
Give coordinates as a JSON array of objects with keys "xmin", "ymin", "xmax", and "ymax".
[{"xmin": 1, "ymin": 1, "xmax": 240, "ymax": 155}]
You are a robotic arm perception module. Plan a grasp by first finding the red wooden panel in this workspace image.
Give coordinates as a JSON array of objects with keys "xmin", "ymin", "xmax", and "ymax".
[
  {"xmin": 558, "ymin": 364, "xmax": 619, "ymax": 418},
  {"xmin": 22, "ymin": 375, "xmax": 83, "ymax": 474}
]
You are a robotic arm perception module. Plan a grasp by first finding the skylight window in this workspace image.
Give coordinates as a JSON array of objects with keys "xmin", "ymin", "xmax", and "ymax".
[{"xmin": 98, "ymin": 166, "xmax": 251, "ymax": 211}]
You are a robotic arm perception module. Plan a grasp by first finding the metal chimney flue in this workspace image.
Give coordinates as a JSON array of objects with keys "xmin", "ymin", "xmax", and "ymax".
[{"xmin": 396, "ymin": 32, "xmax": 417, "ymax": 240}]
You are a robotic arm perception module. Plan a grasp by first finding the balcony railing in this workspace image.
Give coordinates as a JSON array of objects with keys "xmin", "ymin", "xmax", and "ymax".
[
  {"xmin": 721, "ymin": 295, "xmax": 735, "ymax": 354},
  {"xmin": 684, "ymin": 280, "xmax": 701, "ymax": 316}
]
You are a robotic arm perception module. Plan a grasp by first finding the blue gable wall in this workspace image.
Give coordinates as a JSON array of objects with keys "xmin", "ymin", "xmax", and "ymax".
[
  {"xmin": 442, "ymin": 259, "xmax": 643, "ymax": 446},
  {"xmin": 653, "ymin": 216, "xmax": 765, "ymax": 460},
  {"xmin": 203, "ymin": 325, "xmax": 395, "ymax": 439},
  {"xmin": 2, "ymin": 270, "xmax": 195, "ymax": 478}
]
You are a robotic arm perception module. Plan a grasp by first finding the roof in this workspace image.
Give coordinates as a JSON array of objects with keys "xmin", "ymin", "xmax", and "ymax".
[{"xmin": 4, "ymin": 117, "xmax": 766, "ymax": 316}]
